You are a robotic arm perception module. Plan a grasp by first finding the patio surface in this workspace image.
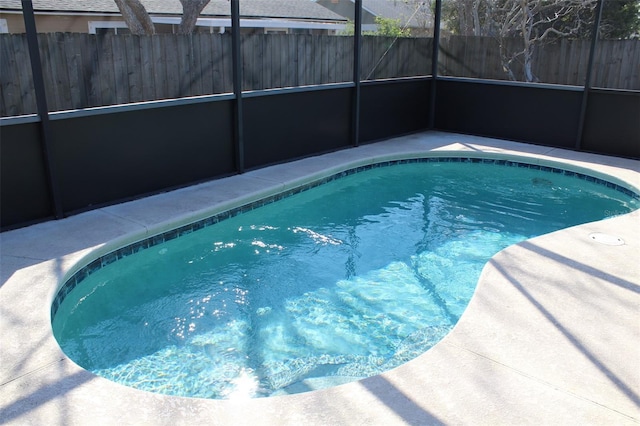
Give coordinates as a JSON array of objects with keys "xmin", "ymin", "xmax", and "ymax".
[{"xmin": 1, "ymin": 131, "xmax": 639, "ymax": 425}]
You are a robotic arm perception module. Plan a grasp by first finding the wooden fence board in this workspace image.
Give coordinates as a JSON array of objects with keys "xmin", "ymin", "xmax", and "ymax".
[
  {"xmin": 1, "ymin": 35, "xmax": 33, "ymax": 115},
  {"xmin": 125, "ymin": 35, "xmax": 141, "ymax": 102},
  {"xmin": 564, "ymin": 39, "xmax": 584, "ymax": 86},
  {"xmin": 37, "ymin": 35, "xmax": 55, "ymax": 110},
  {"xmin": 604, "ymin": 42, "xmax": 616, "ymax": 87},
  {"xmin": 320, "ymin": 36, "xmax": 329, "ymax": 84},
  {"xmin": 615, "ymin": 42, "xmax": 632, "ymax": 89},
  {"xmin": 165, "ymin": 35, "xmax": 180, "ymax": 98},
  {"xmin": 185, "ymin": 34, "xmax": 200, "ymax": 97},
  {"xmin": 272, "ymin": 35, "xmax": 283, "ymax": 89},
  {"xmin": 240, "ymin": 34, "xmax": 254, "ymax": 91},
  {"xmin": 310, "ymin": 36, "xmax": 319, "ymax": 86},
  {"xmin": 0, "ymin": 37, "xmax": 13, "ymax": 116},
  {"xmin": 268, "ymin": 34, "xmax": 278, "ymax": 88},
  {"xmin": 175, "ymin": 33, "xmax": 188, "ymax": 97},
  {"xmin": 77, "ymin": 34, "xmax": 91, "ymax": 107},
  {"xmin": 288, "ymin": 35, "xmax": 298, "ymax": 87},
  {"xmin": 197, "ymin": 34, "xmax": 211, "ymax": 95},
  {"xmin": 558, "ymin": 39, "xmax": 569, "ymax": 85},
  {"xmin": 303, "ymin": 35, "xmax": 315, "ymax": 86},
  {"xmin": 50, "ymin": 33, "xmax": 73, "ymax": 110},
  {"xmin": 79, "ymin": 34, "xmax": 99, "ymax": 106},
  {"xmin": 577, "ymin": 39, "xmax": 590, "ymax": 86},
  {"xmin": 611, "ymin": 42, "xmax": 626, "ymax": 88},
  {"xmin": 190, "ymin": 34, "xmax": 203, "ymax": 97},
  {"xmin": 547, "ymin": 39, "xmax": 566, "ymax": 84},
  {"xmin": 266, "ymin": 34, "xmax": 280, "ymax": 89},
  {"xmin": 138, "ymin": 36, "xmax": 154, "ymax": 101},
  {"xmin": 150, "ymin": 36, "xmax": 164, "ymax": 100},
  {"xmin": 340, "ymin": 36, "xmax": 353, "ymax": 82},
  {"xmin": 285, "ymin": 35, "xmax": 295, "ymax": 87},
  {"xmin": 66, "ymin": 33, "xmax": 85, "ymax": 107},
  {"xmin": 109, "ymin": 35, "xmax": 127, "ymax": 105},
  {"xmin": 221, "ymin": 34, "xmax": 233, "ymax": 93},
  {"xmin": 621, "ymin": 40, "xmax": 640, "ymax": 90},
  {"xmin": 93, "ymin": 35, "xmax": 109, "ymax": 106},
  {"xmin": 339, "ymin": 36, "xmax": 348, "ymax": 81},
  {"xmin": 311, "ymin": 35, "xmax": 319, "ymax": 85},
  {"xmin": 38, "ymin": 34, "xmax": 54, "ymax": 110},
  {"xmin": 207, "ymin": 33, "xmax": 219, "ymax": 93},
  {"xmin": 12, "ymin": 34, "xmax": 35, "ymax": 114},
  {"xmin": 296, "ymin": 35, "xmax": 306, "ymax": 86}
]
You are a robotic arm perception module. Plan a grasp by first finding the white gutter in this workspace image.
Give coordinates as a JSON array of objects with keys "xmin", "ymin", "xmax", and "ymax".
[
  {"xmin": 152, "ymin": 17, "xmax": 347, "ymax": 31},
  {"xmin": 88, "ymin": 17, "xmax": 348, "ymax": 34}
]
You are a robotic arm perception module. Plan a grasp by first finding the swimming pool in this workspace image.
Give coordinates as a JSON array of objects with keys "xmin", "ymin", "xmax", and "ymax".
[{"xmin": 51, "ymin": 157, "xmax": 639, "ymax": 400}]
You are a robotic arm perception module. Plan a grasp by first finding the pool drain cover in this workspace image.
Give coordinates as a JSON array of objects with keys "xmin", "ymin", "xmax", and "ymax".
[{"xmin": 588, "ymin": 232, "xmax": 625, "ymax": 246}]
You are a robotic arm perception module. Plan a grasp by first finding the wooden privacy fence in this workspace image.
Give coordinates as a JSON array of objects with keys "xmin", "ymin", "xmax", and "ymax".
[
  {"xmin": 439, "ymin": 36, "xmax": 640, "ymax": 89},
  {"xmin": 1, "ymin": 33, "xmax": 638, "ymax": 116},
  {"xmin": 0, "ymin": 33, "xmax": 432, "ymax": 116}
]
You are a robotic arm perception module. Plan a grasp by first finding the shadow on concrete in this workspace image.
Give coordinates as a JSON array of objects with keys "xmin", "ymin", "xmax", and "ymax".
[
  {"xmin": 488, "ymin": 255, "xmax": 640, "ymax": 409},
  {"xmin": 519, "ymin": 240, "xmax": 640, "ymax": 294},
  {"xmin": 359, "ymin": 374, "xmax": 446, "ymax": 425},
  {"xmin": 0, "ymin": 365, "xmax": 95, "ymax": 424}
]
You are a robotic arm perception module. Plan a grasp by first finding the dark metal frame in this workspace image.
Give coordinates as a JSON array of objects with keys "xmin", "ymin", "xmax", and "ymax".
[
  {"xmin": 21, "ymin": 0, "xmax": 62, "ymax": 219},
  {"xmin": 1, "ymin": 0, "xmax": 638, "ymax": 230},
  {"xmin": 352, "ymin": 0, "xmax": 362, "ymax": 147},
  {"xmin": 576, "ymin": 0, "xmax": 604, "ymax": 149},
  {"xmin": 428, "ymin": 0, "xmax": 442, "ymax": 129},
  {"xmin": 230, "ymin": 0, "xmax": 245, "ymax": 173}
]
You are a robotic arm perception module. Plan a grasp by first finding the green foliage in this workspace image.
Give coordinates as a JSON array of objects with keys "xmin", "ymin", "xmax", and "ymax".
[
  {"xmin": 372, "ymin": 17, "xmax": 411, "ymax": 37},
  {"xmin": 600, "ymin": 0, "xmax": 640, "ymax": 39},
  {"xmin": 340, "ymin": 20, "xmax": 355, "ymax": 35},
  {"xmin": 340, "ymin": 17, "xmax": 411, "ymax": 37}
]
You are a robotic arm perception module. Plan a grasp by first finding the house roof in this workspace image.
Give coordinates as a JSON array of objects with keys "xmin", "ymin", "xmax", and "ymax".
[
  {"xmin": 0, "ymin": 0, "xmax": 347, "ymax": 22},
  {"xmin": 315, "ymin": 0, "xmax": 431, "ymax": 28},
  {"xmin": 361, "ymin": 0, "xmax": 431, "ymax": 28}
]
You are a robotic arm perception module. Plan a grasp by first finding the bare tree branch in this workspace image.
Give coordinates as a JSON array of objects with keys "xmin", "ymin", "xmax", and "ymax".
[{"xmin": 489, "ymin": 0, "xmax": 597, "ymax": 81}]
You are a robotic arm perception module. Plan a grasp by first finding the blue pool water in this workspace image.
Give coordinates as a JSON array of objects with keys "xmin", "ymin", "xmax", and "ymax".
[{"xmin": 52, "ymin": 160, "xmax": 638, "ymax": 399}]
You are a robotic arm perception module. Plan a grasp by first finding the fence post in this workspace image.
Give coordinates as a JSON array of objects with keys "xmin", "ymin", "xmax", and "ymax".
[
  {"xmin": 231, "ymin": 0, "xmax": 244, "ymax": 173},
  {"xmin": 575, "ymin": 0, "xmax": 604, "ymax": 150},
  {"xmin": 352, "ymin": 0, "xmax": 362, "ymax": 147},
  {"xmin": 428, "ymin": 0, "xmax": 442, "ymax": 129},
  {"xmin": 21, "ymin": 0, "xmax": 63, "ymax": 219}
]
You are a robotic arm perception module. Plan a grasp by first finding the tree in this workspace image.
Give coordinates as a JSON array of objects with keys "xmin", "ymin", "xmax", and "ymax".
[
  {"xmin": 399, "ymin": 0, "xmax": 435, "ymax": 37},
  {"xmin": 177, "ymin": 0, "xmax": 212, "ymax": 34},
  {"xmin": 599, "ymin": 0, "xmax": 640, "ymax": 39},
  {"xmin": 373, "ymin": 17, "xmax": 412, "ymax": 37},
  {"xmin": 114, "ymin": 0, "xmax": 155, "ymax": 35},
  {"xmin": 340, "ymin": 17, "xmax": 411, "ymax": 37},
  {"xmin": 442, "ymin": 0, "xmax": 492, "ymax": 36},
  {"xmin": 338, "ymin": 0, "xmax": 432, "ymax": 36},
  {"xmin": 114, "ymin": 0, "xmax": 213, "ymax": 35},
  {"xmin": 493, "ymin": 0, "xmax": 598, "ymax": 82},
  {"xmin": 442, "ymin": 0, "xmax": 599, "ymax": 82},
  {"xmin": 442, "ymin": 0, "xmax": 640, "ymax": 81}
]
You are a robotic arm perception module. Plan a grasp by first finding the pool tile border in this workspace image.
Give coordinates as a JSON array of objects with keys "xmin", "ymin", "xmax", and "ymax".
[{"xmin": 50, "ymin": 157, "xmax": 640, "ymax": 320}]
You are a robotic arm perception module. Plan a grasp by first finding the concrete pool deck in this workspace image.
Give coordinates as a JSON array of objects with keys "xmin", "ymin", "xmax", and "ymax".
[{"xmin": 1, "ymin": 131, "xmax": 639, "ymax": 425}]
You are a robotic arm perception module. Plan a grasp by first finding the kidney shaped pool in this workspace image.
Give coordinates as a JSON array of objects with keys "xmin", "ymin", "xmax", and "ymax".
[{"xmin": 52, "ymin": 157, "xmax": 639, "ymax": 399}]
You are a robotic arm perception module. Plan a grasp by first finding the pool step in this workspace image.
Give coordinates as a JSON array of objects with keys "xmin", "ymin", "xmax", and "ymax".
[{"xmin": 272, "ymin": 375, "xmax": 363, "ymax": 395}]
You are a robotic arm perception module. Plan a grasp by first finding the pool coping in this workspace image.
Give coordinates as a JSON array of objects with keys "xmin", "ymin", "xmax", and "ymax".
[{"xmin": 1, "ymin": 131, "xmax": 639, "ymax": 425}]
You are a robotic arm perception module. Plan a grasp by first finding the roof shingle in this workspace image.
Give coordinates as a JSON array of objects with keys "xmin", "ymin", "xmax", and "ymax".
[{"xmin": 0, "ymin": 0, "xmax": 346, "ymax": 21}]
